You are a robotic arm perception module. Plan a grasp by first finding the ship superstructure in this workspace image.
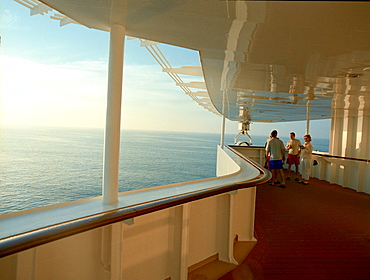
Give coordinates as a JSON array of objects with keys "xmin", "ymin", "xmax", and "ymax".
[{"xmin": 1, "ymin": 1, "xmax": 369, "ymax": 279}]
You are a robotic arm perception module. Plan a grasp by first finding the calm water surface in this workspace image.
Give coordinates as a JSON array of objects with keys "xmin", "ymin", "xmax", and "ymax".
[{"xmin": 0, "ymin": 126, "xmax": 329, "ymax": 214}]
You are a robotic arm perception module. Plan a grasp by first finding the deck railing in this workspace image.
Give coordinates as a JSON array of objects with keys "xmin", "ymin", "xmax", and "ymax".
[
  {"xmin": 311, "ymin": 151, "xmax": 370, "ymax": 193},
  {"xmin": 0, "ymin": 145, "xmax": 270, "ymax": 280},
  {"xmin": 230, "ymin": 146, "xmax": 370, "ymax": 194}
]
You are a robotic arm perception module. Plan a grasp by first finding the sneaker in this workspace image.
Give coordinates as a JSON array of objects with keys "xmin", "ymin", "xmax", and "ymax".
[
  {"xmin": 278, "ymin": 184, "xmax": 286, "ymax": 188},
  {"xmin": 297, "ymin": 180, "xmax": 303, "ymax": 183},
  {"xmin": 295, "ymin": 178, "xmax": 300, "ymax": 181},
  {"xmin": 286, "ymin": 177, "xmax": 290, "ymax": 180},
  {"xmin": 303, "ymin": 181, "xmax": 309, "ymax": 185}
]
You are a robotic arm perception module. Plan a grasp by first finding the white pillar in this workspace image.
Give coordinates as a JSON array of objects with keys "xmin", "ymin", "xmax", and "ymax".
[
  {"xmin": 180, "ymin": 204, "xmax": 190, "ymax": 280},
  {"xmin": 103, "ymin": 24, "xmax": 125, "ymax": 204},
  {"xmin": 306, "ymin": 100, "xmax": 311, "ymax": 135},
  {"xmin": 357, "ymin": 96, "xmax": 370, "ymax": 193},
  {"xmin": 330, "ymin": 94, "xmax": 345, "ymax": 156},
  {"xmin": 220, "ymin": 88, "xmax": 227, "ymax": 148},
  {"xmin": 343, "ymin": 95, "xmax": 360, "ymax": 189},
  {"xmin": 329, "ymin": 93, "xmax": 345, "ymax": 185}
]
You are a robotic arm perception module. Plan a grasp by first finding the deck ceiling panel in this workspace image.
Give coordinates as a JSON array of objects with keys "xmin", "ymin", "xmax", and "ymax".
[{"xmin": 39, "ymin": 0, "xmax": 370, "ymax": 123}]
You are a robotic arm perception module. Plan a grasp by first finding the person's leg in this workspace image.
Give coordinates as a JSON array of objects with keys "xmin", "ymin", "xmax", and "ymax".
[
  {"xmin": 279, "ymin": 168, "xmax": 286, "ymax": 185},
  {"xmin": 271, "ymin": 169, "xmax": 277, "ymax": 185},
  {"xmin": 298, "ymin": 159, "xmax": 305, "ymax": 183},
  {"xmin": 287, "ymin": 163, "xmax": 292, "ymax": 179},
  {"xmin": 294, "ymin": 162, "xmax": 299, "ymax": 180},
  {"xmin": 269, "ymin": 160, "xmax": 279, "ymax": 185},
  {"xmin": 303, "ymin": 159, "xmax": 311, "ymax": 184},
  {"xmin": 276, "ymin": 160, "xmax": 284, "ymax": 187}
]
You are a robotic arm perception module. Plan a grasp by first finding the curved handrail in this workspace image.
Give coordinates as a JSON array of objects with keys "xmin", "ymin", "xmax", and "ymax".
[
  {"xmin": 0, "ymin": 146, "xmax": 271, "ymax": 258},
  {"xmin": 312, "ymin": 152, "xmax": 369, "ymax": 163}
]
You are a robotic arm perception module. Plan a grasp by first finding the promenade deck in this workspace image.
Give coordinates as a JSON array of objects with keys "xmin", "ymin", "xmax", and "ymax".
[{"xmin": 219, "ymin": 174, "xmax": 370, "ymax": 279}]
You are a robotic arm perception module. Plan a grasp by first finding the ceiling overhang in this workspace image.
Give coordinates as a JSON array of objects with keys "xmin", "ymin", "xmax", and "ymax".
[{"xmin": 37, "ymin": 0, "xmax": 370, "ymax": 123}]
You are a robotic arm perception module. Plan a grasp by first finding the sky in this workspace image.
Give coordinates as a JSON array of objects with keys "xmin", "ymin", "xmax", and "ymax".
[{"xmin": 1, "ymin": 0, "xmax": 331, "ymax": 139}]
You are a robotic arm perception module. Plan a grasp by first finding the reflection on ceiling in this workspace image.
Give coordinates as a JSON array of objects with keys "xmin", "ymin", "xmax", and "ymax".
[{"xmin": 19, "ymin": 0, "xmax": 370, "ymax": 123}]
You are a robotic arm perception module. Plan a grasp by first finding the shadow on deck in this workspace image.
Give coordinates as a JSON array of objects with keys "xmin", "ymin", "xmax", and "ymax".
[{"xmin": 219, "ymin": 173, "xmax": 370, "ymax": 280}]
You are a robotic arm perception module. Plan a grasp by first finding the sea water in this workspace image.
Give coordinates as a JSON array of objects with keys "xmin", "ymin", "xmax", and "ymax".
[{"xmin": 0, "ymin": 126, "xmax": 329, "ymax": 215}]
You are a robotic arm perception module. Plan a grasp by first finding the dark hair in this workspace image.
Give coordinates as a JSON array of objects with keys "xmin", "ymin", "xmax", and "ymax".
[
  {"xmin": 290, "ymin": 132, "xmax": 295, "ymax": 136},
  {"xmin": 271, "ymin": 130, "xmax": 278, "ymax": 137},
  {"xmin": 304, "ymin": 134, "xmax": 312, "ymax": 141}
]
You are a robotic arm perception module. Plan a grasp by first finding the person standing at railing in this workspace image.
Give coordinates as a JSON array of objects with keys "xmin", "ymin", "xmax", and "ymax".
[
  {"xmin": 285, "ymin": 132, "xmax": 302, "ymax": 181},
  {"xmin": 264, "ymin": 134, "xmax": 272, "ymax": 169},
  {"xmin": 265, "ymin": 130, "xmax": 286, "ymax": 188},
  {"xmin": 298, "ymin": 134, "xmax": 313, "ymax": 185}
]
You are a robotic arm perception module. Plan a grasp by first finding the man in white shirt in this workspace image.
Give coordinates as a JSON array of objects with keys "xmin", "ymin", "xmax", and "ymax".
[{"xmin": 285, "ymin": 132, "xmax": 302, "ymax": 181}]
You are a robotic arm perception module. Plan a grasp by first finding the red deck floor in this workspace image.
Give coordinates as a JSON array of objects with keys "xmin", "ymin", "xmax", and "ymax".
[{"xmin": 219, "ymin": 176, "xmax": 370, "ymax": 280}]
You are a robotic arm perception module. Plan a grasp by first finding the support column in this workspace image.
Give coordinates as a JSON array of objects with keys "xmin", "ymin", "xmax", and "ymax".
[
  {"xmin": 343, "ymin": 95, "xmax": 360, "ymax": 189},
  {"xmin": 220, "ymin": 88, "xmax": 227, "ymax": 149},
  {"xmin": 329, "ymin": 94, "xmax": 345, "ymax": 156},
  {"xmin": 226, "ymin": 191, "xmax": 238, "ymax": 265},
  {"xmin": 329, "ymin": 93, "xmax": 345, "ymax": 185},
  {"xmin": 103, "ymin": 24, "xmax": 125, "ymax": 204},
  {"xmin": 16, "ymin": 249, "xmax": 36, "ymax": 280},
  {"xmin": 306, "ymin": 100, "xmax": 311, "ymax": 135},
  {"xmin": 357, "ymin": 95, "xmax": 370, "ymax": 192},
  {"xmin": 180, "ymin": 204, "xmax": 190, "ymax": 280}
]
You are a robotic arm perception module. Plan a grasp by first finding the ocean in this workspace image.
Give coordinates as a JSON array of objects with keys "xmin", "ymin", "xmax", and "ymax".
[{"xmin": 0, "ymin": 126, "xmax": 329, "ymax": 215}]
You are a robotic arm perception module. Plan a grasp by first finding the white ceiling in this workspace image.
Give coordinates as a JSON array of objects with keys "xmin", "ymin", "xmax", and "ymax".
[{"xmin": 39, "ymin": 0, "xmax": 370, "ymax": 123}]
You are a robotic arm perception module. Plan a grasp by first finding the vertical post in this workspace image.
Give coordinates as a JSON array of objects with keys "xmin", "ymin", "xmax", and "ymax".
[
  {"xmin": 16, "ymin": 249, "xmax": 37, "ymax": 280},
  {"xmin": 306, "ymin": 100, "xmax": 311, "ymax": 135},
  {"xmin": 103, "ymin": 24, "xmax": 125, "ymax": 205},
  {"xmin": 180, "ymin": 204, "xmax": 190, "ymax": 280},
  {"xmin": 227, "ymin": 191, "xmax": 238, "ymax": 265},
  {"xmin": 110, "ymin": 223, "xmax": 123, "ymax": 280},
  {"xmin": 220, "ymin": 88, "xmax": 227, "ymax": 148},
  {"xmin": 358, "ymin": 96, "xmax": 370, "ymax": 192}
]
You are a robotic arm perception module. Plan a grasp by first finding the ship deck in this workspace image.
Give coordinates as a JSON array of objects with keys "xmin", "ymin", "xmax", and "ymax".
[{"xmin": 219, "ymin": 173, "xmax": 370, "ymax": 280}]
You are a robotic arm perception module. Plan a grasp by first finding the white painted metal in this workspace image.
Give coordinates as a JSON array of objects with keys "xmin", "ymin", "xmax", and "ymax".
[
  {"xmin": 162, "ymin": 66, "xmax": 203, "ymax": 77},
  {"xmin": 110, "ymin": 223, "xmax": 123, "ymax": 280},
  {"xmin": 357, "ymin": 96, "xmax": 370, "ymax": 193},
  {"xmin": 100, "ymin": 223, "xmax": 123, "ymax": 280},
  {"xmin": 30, "ymin": 2, "xmax": 51, "ymax": 16},
  {"xmin": 227, "ymin": 191, "xmax": 239, "ymax": 265},
  {"xmin": 139, "ymin": 40, "xmax": 159, "ymax": 47},
  {"xmin": 103, "ymin": 24, "xmax": 125, "ymax": 205},
  {"xmin": 14, "ymin": 0, "xmax": 52, "ymax": 15},
  {"xmin": 16, "ymin": 249, "xmax": 36, "ymax": 280},
  {"xmin": 180, "ymin": 204, "xmax": 190, "ymax": 280},
  {"xmin": 3, "ymin": 0, "xmax": 370, "ymax": 278},
  {"xmin": 306, "ymin": 100, "xmax": 311, "ymax": 135},
  {"xmin": 311, "ymin": 153, "xmax": 370, "ymax": 194},
  {"xmin": 14, "ymin": 1, "xmax": 370, "ymax": 124},
  {"xmin": 220, "ymin": 89, "xmax": 227, "ymax": 148},
  {"xmin": 136, "ymin": 38, "xmax": 220, "ymax": 116},
  {"xmin": 329, "ymin": 94, "xmax": 345, "ymax": 185},
  {"xmin": 176, "ymin": 82, "xmax": 207, "ymax": 90},
  {"xmin": 185, "ymin": 91, "xmax": 209, "ymax": 97},
  {"xmin": 311, "ymin": 79, "xmax": 370, "ymax": 194},
  {"xmin": 216, "ymin": 146, "xmax": 241, "ymax": 177},
  {"xmin": 0, "ymin": 145, "xmax": 263, "ymax": 279}
]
